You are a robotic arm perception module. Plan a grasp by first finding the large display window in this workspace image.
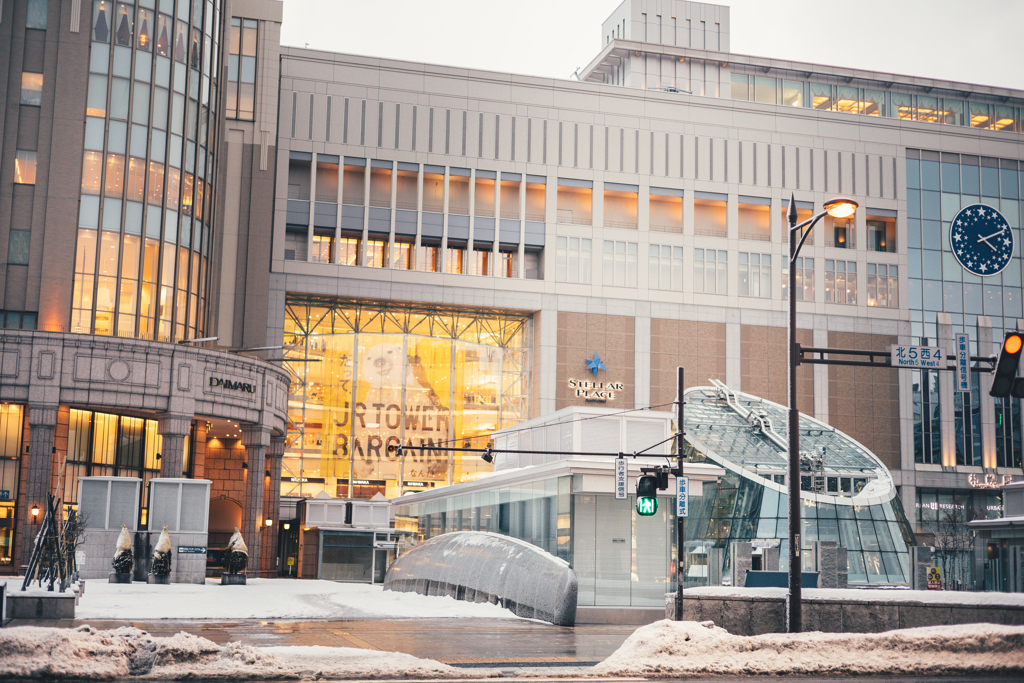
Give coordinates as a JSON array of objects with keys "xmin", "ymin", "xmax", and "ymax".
[{"xmin": 283, "ymin": 297, "xmax": 530, "ymax": 499}]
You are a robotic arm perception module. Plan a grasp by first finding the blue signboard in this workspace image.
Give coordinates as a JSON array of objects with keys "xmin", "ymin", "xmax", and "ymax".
[
  {"xmin": 614, "ymin": 457, "xmax": 627, "ymax": 500},
  {"xmin": 955, "ymin": 333, "xmax": 970, "ymax": 393},
  {"xmin": 0, "ymin": 490, "xmax": 9, "ymax": 501},
  {"xmin": 177, "ymin": 546, "xmax": 207, "ymax": 554},
  {"xmin": 677, "ymin": 476, "xmax": 689, "ymax": 518}
]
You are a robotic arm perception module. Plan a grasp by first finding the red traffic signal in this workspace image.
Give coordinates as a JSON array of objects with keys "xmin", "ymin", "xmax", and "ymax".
[{"xmin": 990, "ymin": 332, "xmax": 1024, "ymax": 398}]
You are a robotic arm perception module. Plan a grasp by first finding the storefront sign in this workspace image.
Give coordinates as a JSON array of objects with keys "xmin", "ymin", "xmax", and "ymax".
[
  {"xmin": 403, "ymin": 481, "xmax": 430, "ymax": 488},
  {"xmin": 209, "ymin": 377, "xmax": 257, "ymax": 393},
  {"xmin": 890, "ymin": 344, "xmax": 946, "ymax": 369},
  {"xmin": 568, "ymin": 378, "xmax": 624, "ymax": 401},
  {"xmin": 0, "ymin": 490, "xmax": 9, "ymax": 501},
  {"xmin": 614, "ymin": 457, "xmax": 627, "ymax": 500},
  {"xmin": 955, "ymin": 333, "xmax": 970, "ymax": 392},
  {"xmin": 178, "ymin": 546, "xmax": 207, "ymax": 554},
  {"xmin": 968, "ymin": 473, "xmax": 1013, "ymax": 489}
]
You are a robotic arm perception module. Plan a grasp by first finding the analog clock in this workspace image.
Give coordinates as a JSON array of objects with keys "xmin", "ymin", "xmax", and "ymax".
[{"xmin": 949, "ymin": 203, "xmax": 1013, "ymax": 277}]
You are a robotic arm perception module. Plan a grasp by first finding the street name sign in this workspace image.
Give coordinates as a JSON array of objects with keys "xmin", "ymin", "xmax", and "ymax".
[{"xmin": 890, "ymin": 344, "xmax": 946, "ymax": 369}]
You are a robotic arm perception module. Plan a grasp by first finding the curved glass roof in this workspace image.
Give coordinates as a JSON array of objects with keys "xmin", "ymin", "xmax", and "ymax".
[{"xmin": 683, "ymin": 382, "xmax": 892, "ymax": 501}]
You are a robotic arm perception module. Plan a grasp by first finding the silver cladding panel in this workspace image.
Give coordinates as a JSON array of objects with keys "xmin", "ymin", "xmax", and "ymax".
[{"xmin": 383, "ymin": 531, "xmax": 578, "ymax": 626}]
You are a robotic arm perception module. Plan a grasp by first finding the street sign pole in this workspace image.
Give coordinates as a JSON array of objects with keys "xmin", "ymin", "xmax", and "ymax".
[{"xmin": 675, "ymin": 366, "xmax": 685, "ymax": 621}]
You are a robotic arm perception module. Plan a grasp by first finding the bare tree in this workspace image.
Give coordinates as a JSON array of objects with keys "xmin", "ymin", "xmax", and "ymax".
[{"xmin": 932, "ymin": 495, "xmax": 981, "ymax": 591}]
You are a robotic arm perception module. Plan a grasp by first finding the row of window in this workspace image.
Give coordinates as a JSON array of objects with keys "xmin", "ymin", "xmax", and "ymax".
[
  {"xmin": 554, "ymin": 239, "xmax": 899, "ymax": 307},
  {"xmin": 730, "ymin": 74, "xmax": 1024, "ymax": 133}
]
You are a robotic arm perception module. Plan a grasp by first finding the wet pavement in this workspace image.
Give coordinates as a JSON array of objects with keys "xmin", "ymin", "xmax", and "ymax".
[{"xmin": 11, "ymin": 617, "xmax": 637, "ymax": 668}]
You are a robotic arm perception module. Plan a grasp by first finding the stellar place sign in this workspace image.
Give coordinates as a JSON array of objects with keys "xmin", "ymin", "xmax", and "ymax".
[{"xmin": 568, "ymin": 378, "xmax": 625, "ymax": 402}]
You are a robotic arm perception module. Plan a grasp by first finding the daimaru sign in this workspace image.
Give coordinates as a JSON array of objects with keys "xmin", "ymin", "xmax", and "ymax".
[{"xmin": 209, "ymin": 377, "xmax": 257, "ymax": 394}]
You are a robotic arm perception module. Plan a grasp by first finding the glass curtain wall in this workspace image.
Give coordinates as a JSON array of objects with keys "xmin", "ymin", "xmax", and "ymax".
[
  {"xmin": 0, "ymin": 405, "xmax": 24, "ymax": 568},
  {"xmin": 906, "ymin": 150, "xmax": 1024, "ymax": 469},
  {"xmin": 283, "ymin": 297, "xmax": 531, "ymax": 500},
  {"xmin": 74, "ymin": 0, "xmax": 224, "ymax": 341}
]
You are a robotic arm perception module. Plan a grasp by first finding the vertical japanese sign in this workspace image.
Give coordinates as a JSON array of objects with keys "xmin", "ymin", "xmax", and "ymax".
[
  {"xmin": 614, "ymin": 456, "xmax": 627, "ymax": 500},
  {"xmin": 677, "ymin": 476, "xmax": 689, "ymax": 518},
  {"xmin": 955, "ymin": 333, "xmax": 970, "ymax": 393}
]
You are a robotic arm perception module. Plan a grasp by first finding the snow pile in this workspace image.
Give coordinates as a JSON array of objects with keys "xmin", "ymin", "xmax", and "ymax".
[
  {"xmin": 0, "ymin": 625, "xmax": 466, "ymax": 680},
  {"xmin": 595, "ymin": 619, "xmax": 1024, "ymax": 677},
  {"xmin": 76, "ymin": 578, "xmax": 521, "ymax": 620}
]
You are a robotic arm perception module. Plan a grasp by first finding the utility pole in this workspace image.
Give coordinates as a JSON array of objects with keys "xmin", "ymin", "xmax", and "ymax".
[{"xmin": 675, "ymin": 366, "xmax": 684, "ymax": 621}]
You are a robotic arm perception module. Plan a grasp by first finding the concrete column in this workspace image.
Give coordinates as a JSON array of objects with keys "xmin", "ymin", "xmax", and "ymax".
[
  {"xmin": 241, "ymin": 424, "xmax": 271, "ymax": 575},
  {"xmin": 19, "ymin": 404, "xmax": 59, "ymax": 570},
  {"xmin": 262, "ymin": 435, "xmax": 285, "ymax": 577},
  {"xmin": 157, "ymin": 413, "xmax": 193, "ymax": 478},
  {"xmin": 937, "ymin": 313, "xmax": 956, "ymax": 468}
]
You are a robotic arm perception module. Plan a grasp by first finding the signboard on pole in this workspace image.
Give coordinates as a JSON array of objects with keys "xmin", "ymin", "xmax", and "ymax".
[
  {"xmin": 890, "ymin": 344, "xmax": 946, "ymax": 369},
  {"xmin": 927, "ymin": 566, "xmax": 943, "ymax": 590},
  {"xmin": 955, "ymin": 333, "xmax": 970, "ymax": 392},
  {"xmin": 677, "ymin": 475, "xmax": 689, "ymax": 518},
  {"xmin": 614, "ymin": 456, "xmax": 627, "ymax": 500}
]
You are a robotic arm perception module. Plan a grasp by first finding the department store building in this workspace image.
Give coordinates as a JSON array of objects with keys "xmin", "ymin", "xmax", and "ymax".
[{"xmin": 1, "ymin": 0, "xmax": 1023, "ymax": 588}]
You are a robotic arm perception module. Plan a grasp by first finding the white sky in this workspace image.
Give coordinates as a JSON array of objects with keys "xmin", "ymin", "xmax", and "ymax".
[{"xmin": 279, "ymin": 0, "xmax": 1024, "ymax": 91}]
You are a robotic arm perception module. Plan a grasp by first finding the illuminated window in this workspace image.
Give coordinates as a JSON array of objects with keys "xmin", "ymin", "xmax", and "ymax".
[
  {"xmin": 810, "ymin": 82, "xmax": 832, "ymax": 110},
  {"xmin": 472, "ymin": 247, "xmax": 492, "ymax": 276},
  {"xmin": 867, "ymin": 264, "xmax": 898, "ymax": 308},
  {"xmin": 136, "ymin": 7, "xmax": 152, "ymax": 51},
  {"xmin": 867, "ymin": 216, "xmax": 896, "ymax": 253},
  {"xmin": 227, "ymin": 17, "xmax": 257, "ymax": 120},
  {"xmin": 392, "ymin": 240, "xmax": 413, "ymax": 270},
  {"xmin": 20, "ymin": 72, "xmax": 43, "ymax": 106},
  {"xmin": 418, "ymin": 242, "xmax": 441, "ymax": 272},
  {"xmin": 14, "ymin": 151, "xmax": 37, "ymax": 185},
  {"xmin": 970, "ymin": 102, "xmax": 993, "ymax": 129},
  {"xmin": 890, "ymin": 92, "xmax": 913, "ymax": 120},
  {"xmin": 311, "ymin": 232, "xmax": 333, "ymax": 264},
  {"xmin": 825, "ymin": 260, "xmax": 857, "ymax": 304},
  {"xmin": 783, "ymin": 257, "xmax": 814, "ymax": 301},
  {"xmin": 366, "ymin": 238, "xmax": 387, "ymax": 267},
  {"xmin": 338, "ymin": 237, "xmax": 360, "ymax": 266},
  {"xmin": 446, "ymin": 246, "xmax": 465, "ymax": 274}
]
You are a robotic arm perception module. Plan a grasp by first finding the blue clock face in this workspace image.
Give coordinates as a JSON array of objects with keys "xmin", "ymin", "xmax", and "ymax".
[{"xmin": 949, "ymin": 203, "xmax": 1013, "ymax": 277}]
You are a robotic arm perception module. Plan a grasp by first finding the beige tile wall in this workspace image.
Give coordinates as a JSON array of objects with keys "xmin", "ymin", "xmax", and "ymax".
[
  {"xmin": 740, "ymin": 325, "xmax": 815, "ymax": 414},
  {"xmin": 556, "ymin": 312, "xmax": 635, "ymax": 410},
  {"xmin": 649, "ymin": 319, "xmax": 726, "ymax": 408}
]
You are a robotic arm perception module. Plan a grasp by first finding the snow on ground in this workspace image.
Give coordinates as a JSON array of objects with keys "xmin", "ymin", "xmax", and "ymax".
[
  {"xmin": 684, "ymin": 585, "xmax": 1024, "ymax": 607},
  {"xmin": 594, "ymin": 619, "xmax": 1024, "ymax": 677},
  {"xmin": 72, "ymin": 578, "xmax": 522, "ymax": 621},
  {"xmin": 0, "ymin": 625, "xmax": 471, "ymax": 680}
]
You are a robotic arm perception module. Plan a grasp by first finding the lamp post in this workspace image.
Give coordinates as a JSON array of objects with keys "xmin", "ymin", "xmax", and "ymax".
[{"xmin": 786, "ymin": 193, "xmax": 858, "ymax": 633}]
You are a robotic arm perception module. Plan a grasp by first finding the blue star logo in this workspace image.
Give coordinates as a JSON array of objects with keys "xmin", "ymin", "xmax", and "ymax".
[{"xmin": 585, "ymin": 353, "xmax": 607, "ymax": 377}]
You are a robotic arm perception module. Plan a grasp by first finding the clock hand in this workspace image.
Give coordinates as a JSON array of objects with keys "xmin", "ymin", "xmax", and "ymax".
[
  {"xmin": 977, "ymin": 235, "xmax": 998, "ymax": 252},
  {"xmin": 977, "ymin": 228, "xmax": 1007, "ymax": 243}
]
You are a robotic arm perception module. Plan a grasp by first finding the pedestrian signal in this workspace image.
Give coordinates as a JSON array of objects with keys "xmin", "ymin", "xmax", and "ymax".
[{"xmin": 636, "ymin": 475, "xmax": 659, "ymax": 516}]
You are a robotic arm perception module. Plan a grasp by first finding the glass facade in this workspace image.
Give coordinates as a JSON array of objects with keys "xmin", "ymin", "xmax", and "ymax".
[
  {"xmin": 0, "ymin": 405, "xmax": 24, "ymax": 568},
  {"xmin": 282, "ymin": 297, "xmax": 531, "ymax": 500},
  {"xmin": 74, "ymin": 0, "xmax": 222, "ymax": 341},
  {"xmin": 906, "ymin": 150, "xmax": 1024, "ymax": 469}
]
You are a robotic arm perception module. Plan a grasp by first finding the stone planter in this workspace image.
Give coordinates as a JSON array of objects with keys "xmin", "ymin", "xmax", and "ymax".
[
  {"xmin": 109, "ymin": 572, "xmax": 132, "ymax": 583},
  {"xmin": 147, "ymin": 574, "xmax": 171, "ymax": 585},
  {"xmin": 221, "ymin": 573, "xmax": 246, "ymax": 585}
]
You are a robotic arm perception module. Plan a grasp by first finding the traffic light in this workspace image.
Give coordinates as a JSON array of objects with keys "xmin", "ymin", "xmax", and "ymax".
[
  {"xmin": 990, "ymin": 332, "xmax": 1024, "ymax": 398},
  {"xmin": 636, "ymin": 475, "xmax": 659, "ymax": 516}
]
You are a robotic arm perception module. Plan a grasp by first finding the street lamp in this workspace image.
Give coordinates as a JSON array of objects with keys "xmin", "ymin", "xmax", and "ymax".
[{"xmin": 785, "ymin": 193, "xmax": 858, "ymax": 633}]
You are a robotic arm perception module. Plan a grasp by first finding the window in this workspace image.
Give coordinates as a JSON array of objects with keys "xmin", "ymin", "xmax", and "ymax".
[
  {"xmin": 556, "ymin": 180, "xmax": 592, "ymax": 226},
  {"xmin": 525, "ymin": 179, "xmax": 545, "ymax": 221},
  {"xmin": 26, "ymin": 0, "xmax": 48, "ymax": 29},
  {"xmin": 603, "ymin": 184, "xmax": 638, "ymax": 229},
  {"xmin": 783, "ymin": 257, "xmax": 814, "ymax": 300},
  {"xmin": 867, "ymin": 216, "xmax": 896, "ymax": 252},
  {"xmin": 418, "ymin": 242, "xmax": 441, "ymax": 272},
  {"xmin": 366, "ymin": 238, "xmax": 386, "ymax": 268},
  {"xmin": 474, "ymin": 175, "xmax": 495, "ymax": 217},
  {"xmin": 472, "ymin": 247, "xmax": 492, "ymax": 276},
  {"xmin": 891, "ymin": 93, "xmax": 913, "ymax": 120},
  {"xmin": 694, "ymin": 249, "xmax": 727, "ymax": 294},
  {"xmin": 649, "ymin": 188, "xmax": 682, "ymax": 233},
  {"xmin": 226, "ymin": 17, "xmax": 257, "ymax": 120},
  {"xmin": 867, "ymin": 264, "xmax": 898, "ymax": 308},
  {"xmin": 14, "ymin": 151, "xmax": 37, "ymax": 185},
  {"xmin": 825, "ymin": 260, "xmax": 857, "ymax": 304},
  {"xmin": 555, "ymin": 236, "xmax": 591, "ymax": 283},
  {"xmin": 693, "ymin": 196, "xmax": 727, "ymax": 237},
  {"xmin": 288, "ymin": 157, "xmax": 311, "ymax": 200},
  {"xmin": 7, "ymin": 231, "xmax": 31, "ymax": 265},
  {"xmin": 730, "ymin": 73, "xmax": 748, "ymax": 101},
  {"xmin": 497, "ymin": 250, "xmax": 519, "ymax": 278},
  {"xmin": 829, "ymin": 218, "xmax": 854, "ymax": 248},
  {"xmin": 739, "ymin": 253, "xmax": 771, "ymax": 297},
  {"xmin": 648, "ymin": 245, "xmax": 683, "ymax": 291},
  {"xmin": 753, "ymin": 76, "xmax": 775, "ymax": 104},
  {"xmin": 602, "ymin": 241, "xmax": 637, "ymax": 287},
  {"xmin": 448, "ymin": 170, "xmax": 470, "ymax": 215},
  {"xmin": 738, "ymin": 199, "xmax": 770, "ymax": 241},
  {"xmin": 21, "ymin": 72, "xmax": 43, "ymax": 106},
  {"xmin": 311, "ymin": 232, "xmax": 333, "ymax": 264},
  {"xmin": 338, "ymin": 237, "xmax": 360, "ymax": 266},
  {"xmin": 781, "ymin": 80, "xmax": 803, "ymax": 107},
  {"xmin": 392, "ymin": 240, "xmax": 413, "ymax": 270},
  {"xmin": 810, "ymin": 83, "xmax": 832, "ymax": 110},
  {"xmin": 446, "ymin": 246, "xmax": 465, "ymax": 274}
]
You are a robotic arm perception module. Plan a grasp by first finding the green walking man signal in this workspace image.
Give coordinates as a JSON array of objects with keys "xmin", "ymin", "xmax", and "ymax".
[{"xmin": 636, "ymin": 474, "xmax": 660, "ymax": 516}]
